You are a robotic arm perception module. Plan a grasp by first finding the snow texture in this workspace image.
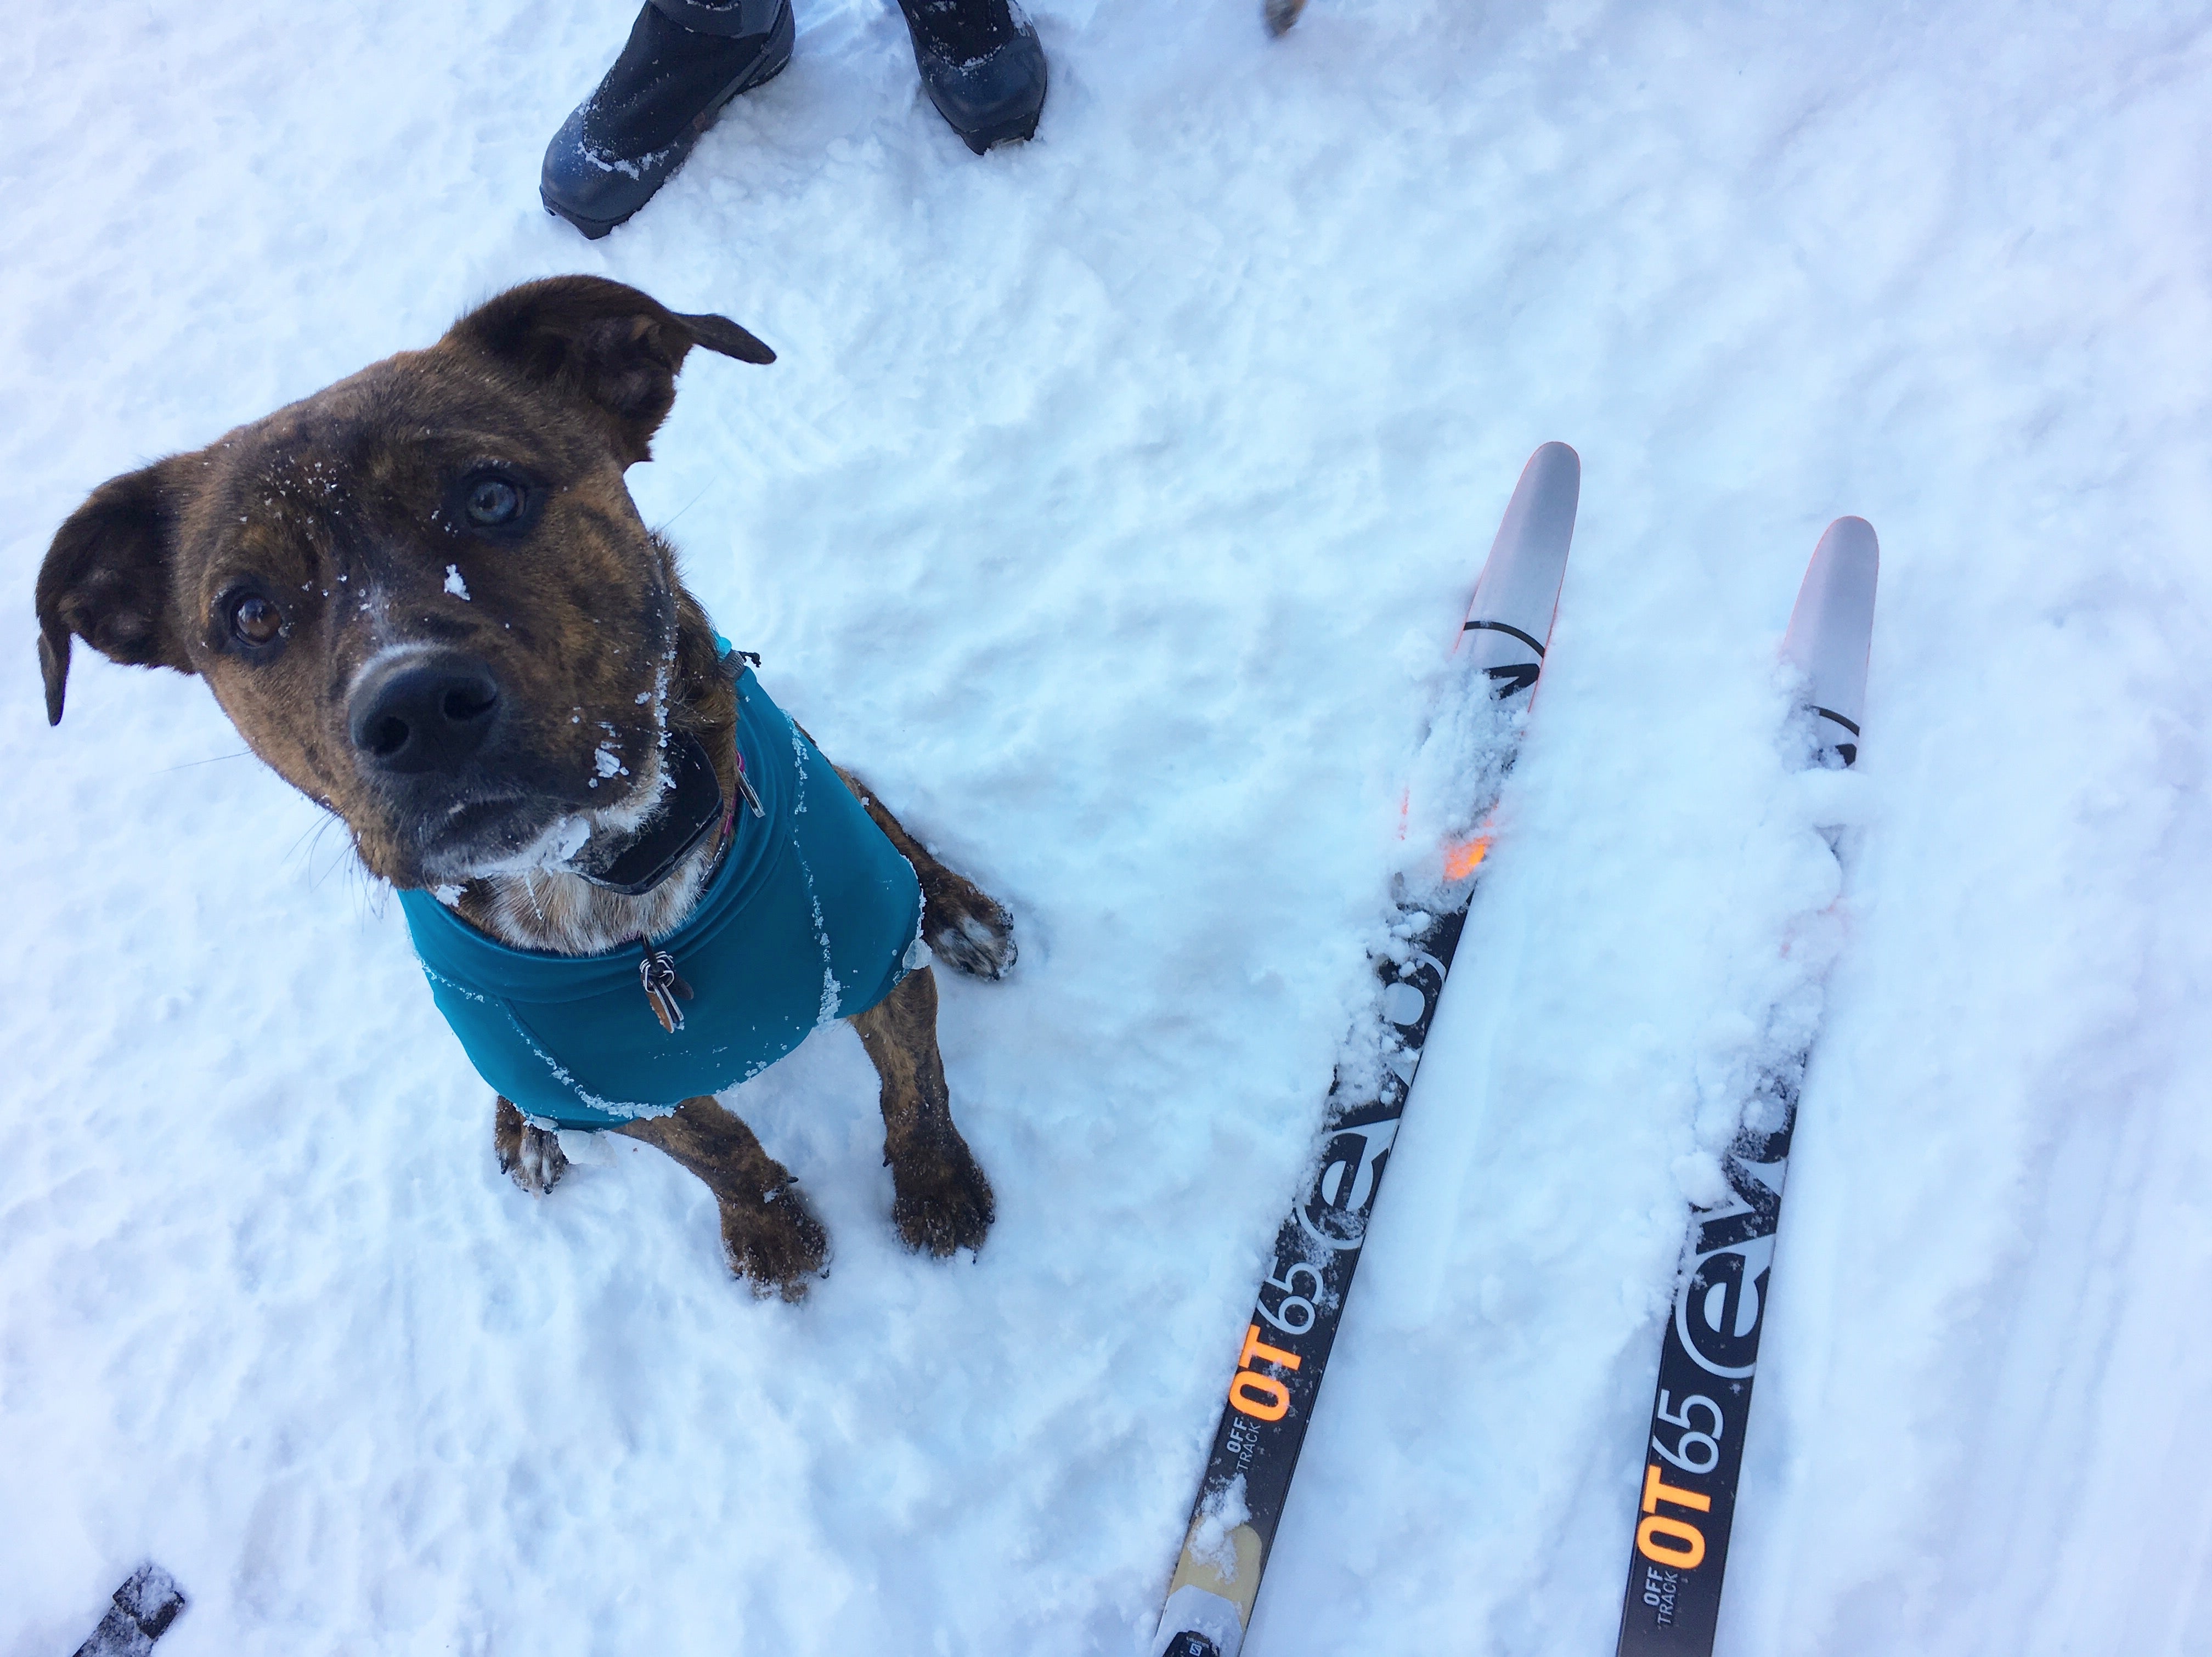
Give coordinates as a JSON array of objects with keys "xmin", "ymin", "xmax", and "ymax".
[{"xmin": 7, "ymin": 2, "xmax": 2212, "ymax": 1654}]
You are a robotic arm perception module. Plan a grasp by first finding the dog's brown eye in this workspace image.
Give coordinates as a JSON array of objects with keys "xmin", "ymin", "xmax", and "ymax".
[
  {"xmin": 465, "ymin": 477, "xmax": 522, "ymax": 527},
  {"xmin": 229, "ymin": 592, "xmax": 284, "ymax": 646}
]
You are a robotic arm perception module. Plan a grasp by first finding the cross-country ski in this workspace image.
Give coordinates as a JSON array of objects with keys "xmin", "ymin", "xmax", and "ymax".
[
  {"xmin": 1613, "ymin": 518, "xmax": 1878, "ymax": 1657},
  {"xmin": 1149, "ymin": 442, "xmax": 1579, "ymax": 1657}
]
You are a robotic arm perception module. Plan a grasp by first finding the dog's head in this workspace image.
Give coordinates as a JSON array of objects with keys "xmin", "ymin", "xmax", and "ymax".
[{"xmin": 36, "ymin": 276, "xmax": 772, "ymax": 889}]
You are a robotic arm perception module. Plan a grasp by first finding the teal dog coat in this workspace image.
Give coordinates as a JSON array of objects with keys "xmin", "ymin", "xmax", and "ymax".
[{"xmin": 398, "ymin": 667, "xmax": 923, "ymax": 1129}]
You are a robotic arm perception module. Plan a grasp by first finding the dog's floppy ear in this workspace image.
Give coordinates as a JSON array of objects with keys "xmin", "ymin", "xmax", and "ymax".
[
  {"xmin": 445, "ymin": 276, "xmax": 775, "ymax": 465},
  {"xmin": 36, "ymin": 459, "xmax": 196, "ymax": 726}
]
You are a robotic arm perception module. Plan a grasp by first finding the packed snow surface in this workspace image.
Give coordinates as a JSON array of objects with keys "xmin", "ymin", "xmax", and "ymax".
[{"xmin": 7, "ymin": 2, "xmax": 2212, "ymax": 1653}]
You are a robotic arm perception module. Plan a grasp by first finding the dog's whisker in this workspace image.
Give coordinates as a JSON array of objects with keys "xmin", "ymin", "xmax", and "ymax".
[
  {"xmin": 281, "ymin": 814, "xmax": 326, "ymax": 872},
  {"xmin": 155, "ymin": 750, "xmax": 255, "ymax": 773},
  {"xmin": 652, "ymin": 479, "xmax": 716, "ymax": 536},
  {"xmin": 295, "ymin": 811, "xmax": 358, "ymax": 895}
]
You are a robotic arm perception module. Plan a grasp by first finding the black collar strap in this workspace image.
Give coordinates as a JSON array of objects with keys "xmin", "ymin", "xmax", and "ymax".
[{"xmin": 569, "ymin": 731, "xmax": 726, "ymax": 896}]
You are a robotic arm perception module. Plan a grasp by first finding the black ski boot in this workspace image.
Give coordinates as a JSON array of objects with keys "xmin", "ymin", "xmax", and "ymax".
[
  {"xmin": 898, "ymin": 0, "xmax": 1048, "ymax": 154},
  {"xmin": 540, "ymin": 0, "xmax": 795, "ymax": 239}
]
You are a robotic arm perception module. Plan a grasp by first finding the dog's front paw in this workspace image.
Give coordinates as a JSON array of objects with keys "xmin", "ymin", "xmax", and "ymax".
[
  {"xmin": 721, "ymin": 1181, "xmax": 830, "ymax": 1302},
  {"xmin": 494, "ymin": 1096, "xmax": 569, "ymax": 1196},
  {"xmin": 890, "ymin": 1129, "xmax": 996, "ymax": 1257},
  {"xmin": 923, "ymin": 875, "xmax": 1017, "ymax": 981}
]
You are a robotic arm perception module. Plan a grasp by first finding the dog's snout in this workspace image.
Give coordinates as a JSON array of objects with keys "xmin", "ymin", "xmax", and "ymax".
[{"xmin": 349, "ymin": 652, "xmax": 501, "ymax": 773}]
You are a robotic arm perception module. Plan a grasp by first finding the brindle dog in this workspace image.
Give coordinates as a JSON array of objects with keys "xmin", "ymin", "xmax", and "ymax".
[{"xmin": 36, "ymin": 275, "xmax": 1013, "ymax": 1299}]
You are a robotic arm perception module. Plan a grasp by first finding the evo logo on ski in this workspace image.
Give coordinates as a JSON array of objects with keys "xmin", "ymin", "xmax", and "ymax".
[
  {"xmin": 1615, "ymin": 518, "xmax": 1879, "ymax": 1657},
  {"xmin": 1220, "ymin": 942, "xmax": 1442, "ymax": 1432},
  {"xmin": 1622, "ymin": 1083, "xmax": 1797, "ymax": 1633},
  {"xmin": 1149, "ymin": 444, "xmax": 1581, "ymax": 1657},
  {"xmin": 1672, "ymin": 1118, "xmax": 1787, "ymax": 1383}
]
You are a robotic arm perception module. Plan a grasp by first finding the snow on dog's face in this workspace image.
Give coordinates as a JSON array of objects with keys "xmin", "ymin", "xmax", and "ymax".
[{"xmin": 35, "ymin": 277, "xmax": 772, "ymax": 889}]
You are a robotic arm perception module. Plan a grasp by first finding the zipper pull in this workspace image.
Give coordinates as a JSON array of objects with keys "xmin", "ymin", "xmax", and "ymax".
[
  {"xmin": 639, "ymin": 945, "xmax": 694, "ymax": 1034},
  {"xmin": 733, "ymin": 751, "xmax": 765, "ymax": 819}
]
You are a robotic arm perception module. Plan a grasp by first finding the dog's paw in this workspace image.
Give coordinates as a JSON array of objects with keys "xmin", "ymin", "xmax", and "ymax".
[
  {"xmin": 494, "ymin": 1097, "xmax": 569, "ymax": 1196},
  {"xmin": 923, "ymin": 876, "xmax": 1017, "ymax": 981},
  {"xmin": 721, "ymin": 1182, "xmax": 831, "ymax": 1302},
  {"xmin": 890, "ymin": 1130, "xmax": 996, "ymax": 1257}
]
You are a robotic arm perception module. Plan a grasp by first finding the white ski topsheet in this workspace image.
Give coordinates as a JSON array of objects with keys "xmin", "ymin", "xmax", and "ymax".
[
  {"xmin": 1458, "ymin": 440, "xmax": 1579, "ymax": 681},
  {"xmin": 1394, "ymin": 442, "xmax": 1579, "ymax": 888},
  {"xmin": 1782, "ymin": 517, "xmax": 1879, "ymax": 768},
  {"xmin": 7, "ymin": 5, "xmax": 2212, "ymax": 1656}
]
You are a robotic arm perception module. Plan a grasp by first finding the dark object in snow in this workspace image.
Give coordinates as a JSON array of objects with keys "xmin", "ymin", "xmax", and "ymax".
[
  {"xmin": 1161, "ymin": 1635, "xmax": 1223, "ymax": 1657},
  {"xmin": 541, "ymin": 0, "xmax": 795, "ymax": 239},
  {"xmin": 1263, "ymin": 0, "xmax": 1308, "ymax": 36},
  {"xmin": 897, "ymin": 0, "xmax": 1048, "ymax": 155},
  {"xmin": 1612, "ymin": 520, "xmax": 1878, "ymax": 1657},
  {"xmin": 71, "ymin": 1564, "xmax": 187, "ymax": 1657},
  {"xmin": 1148, "ymin": 445, "xmax": 1582, "ymax": 1657}
]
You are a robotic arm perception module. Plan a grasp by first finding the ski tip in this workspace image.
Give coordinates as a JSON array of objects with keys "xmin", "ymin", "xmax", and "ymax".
[
  {"xmin": 1511, "ymin": 442, "xmax": 1581, "ymax": 534},
  {"xmin": 1782, "ymin": 517, "xmax": 1880, "ymax": 766},
  {"xmin": 1513, "ymin": 443, "xmax": 1582, "ymax": 521},
  {"xmin": 1457, "ymin": 442, "xmax": 1581, "ymax": 674},
  {"xmin": 1263, "ymin": 0, "xmax": 1308, "ymax": 35},
  {"xmin": 1815, "ymin": 515, "xmax": 1879, "ymax": 573}
]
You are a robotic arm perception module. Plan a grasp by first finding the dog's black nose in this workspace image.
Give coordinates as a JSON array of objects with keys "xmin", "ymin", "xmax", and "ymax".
[{"xmin": 348, "ymin": 651, "xmax": 501, "ymax": 773}]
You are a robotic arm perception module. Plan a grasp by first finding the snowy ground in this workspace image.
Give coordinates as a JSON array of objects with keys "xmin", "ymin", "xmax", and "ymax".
[{"xmin": 7, "ymin": 1, "xmax": 2212, "ymax": 1652}]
